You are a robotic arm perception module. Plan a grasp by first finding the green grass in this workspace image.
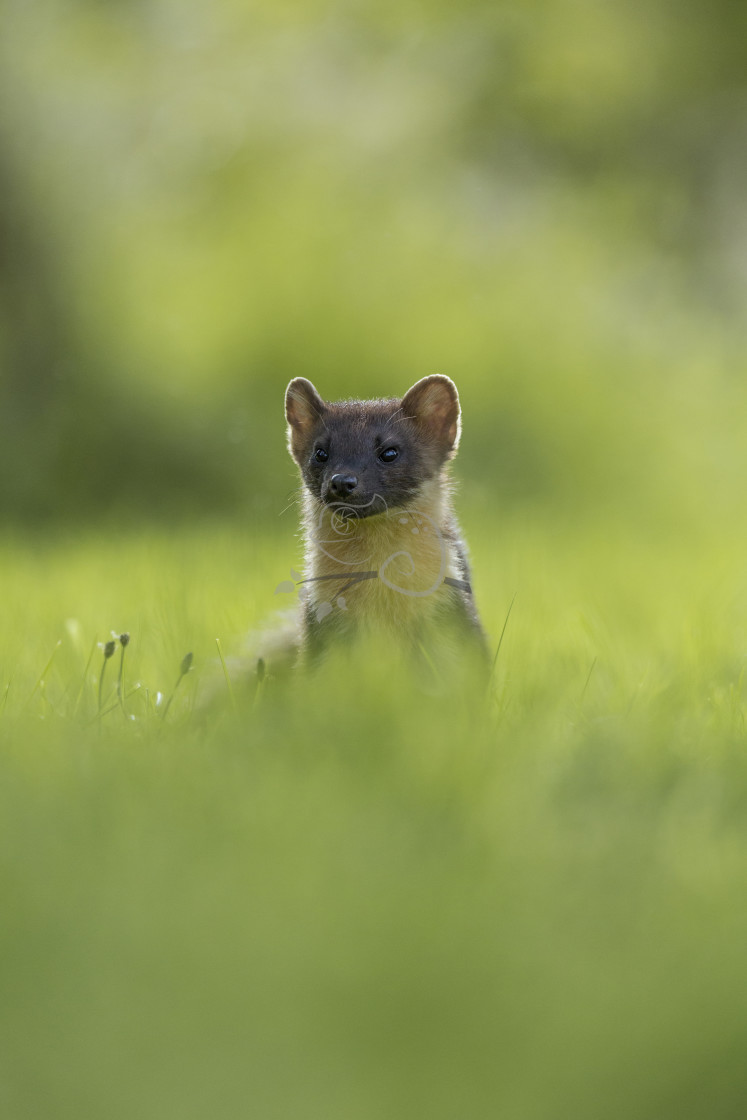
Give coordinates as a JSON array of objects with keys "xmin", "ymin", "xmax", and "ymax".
[{"xmin": 1, "ymin": 512, "xmax": 746, "ymax": 1119}]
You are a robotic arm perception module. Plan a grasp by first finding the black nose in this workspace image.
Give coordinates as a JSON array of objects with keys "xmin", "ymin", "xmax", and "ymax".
[{"xmin": 328, "ymin": 473, "xmax": 359, "ymax": 498}]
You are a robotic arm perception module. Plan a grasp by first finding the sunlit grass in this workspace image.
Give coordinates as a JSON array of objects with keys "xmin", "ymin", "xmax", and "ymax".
[
  {"xmin": 1, "ymin": 514, "xmax": 746, "ymax": 1117},
  {"xmin": 2, "ymin": 2, "xmax": 746, "ymax": 1111}
]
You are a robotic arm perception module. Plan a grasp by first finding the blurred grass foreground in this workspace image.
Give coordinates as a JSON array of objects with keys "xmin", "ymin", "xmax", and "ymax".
[{"xmin": 2, "ymin": 1, "xmax": 747, "ymax": 1118}]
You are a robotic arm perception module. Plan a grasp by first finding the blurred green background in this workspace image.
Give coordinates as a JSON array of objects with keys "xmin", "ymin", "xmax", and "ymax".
[
  {"xmin": 2, "ymin": 0, "xmax": 746, "ymax": 525},
  {"xmin": 3, "ymin": 6, "xmax": 747, "ymax": 1119}
]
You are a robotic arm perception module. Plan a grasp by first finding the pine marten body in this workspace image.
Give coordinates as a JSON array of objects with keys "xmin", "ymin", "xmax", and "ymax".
[{"xmin": 285, "ymin": 375, "xmax": 488, "ymax": 670}]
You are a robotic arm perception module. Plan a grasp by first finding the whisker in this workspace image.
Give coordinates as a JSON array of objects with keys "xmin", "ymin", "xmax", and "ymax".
[{"xmin": 278, "ymin": 487, "xmax": 303, "ymax": 517}]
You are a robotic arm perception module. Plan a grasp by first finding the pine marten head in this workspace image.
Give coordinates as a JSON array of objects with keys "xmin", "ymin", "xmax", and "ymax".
[{"xmin": 285, "ymin": 375, "xmax": 461, "ymax": 518}]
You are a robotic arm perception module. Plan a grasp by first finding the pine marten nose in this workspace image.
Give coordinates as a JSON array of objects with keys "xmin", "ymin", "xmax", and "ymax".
[{"xmin": 329, "ymin": 473, "xmax": 359, "ymax": 497}]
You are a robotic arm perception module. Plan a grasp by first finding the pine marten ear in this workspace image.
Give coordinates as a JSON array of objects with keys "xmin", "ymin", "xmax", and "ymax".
[
  {"xmin": 285, "ymin": 378, "xmax": 326, "ymax": 460},
  {"xmin": 401, "ymin": 375, "xmax": 461, "ymax": 456}
]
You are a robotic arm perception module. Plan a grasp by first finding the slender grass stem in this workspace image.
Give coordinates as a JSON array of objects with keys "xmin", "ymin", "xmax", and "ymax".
[
  {"xmin": 98, "ymin": 659, "xmax": 107, "ymax": 715},
  {"xmin": 117, "ymin": 633, "xmax": 130, "ymax": 714},
  {"xmin": 92, "ymin": 684, "xmax": 142, "ymax": 725},
  {"xmin": 215, "ymin": 638, "xmax": 236, "ymax": 710},
  {"xmin": 579, "ymin": 656, "xmax": 598, "ymax": 710},
  {"xmin": 98, "ymin": 640, "xmax": 117, "ymax": 716},
  {"xmin": 162, "ymin": 652, "xmax": 194, "ymax": 722},
  {"xmin": 489, "ymin": 592, "xmax": 516, "ymax": 684},
  {"xmin": 73, "ymin": 638, "xmax": 98, "ymax": 717},
  {"xmin": 26, "ymin": 640, "xmax": 62, "ymax": 707}
]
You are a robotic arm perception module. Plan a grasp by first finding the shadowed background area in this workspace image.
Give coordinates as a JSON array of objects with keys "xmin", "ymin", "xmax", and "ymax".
[{"xmin": 1, "ymin": 0, "xmax": 746, "ymax": 526}]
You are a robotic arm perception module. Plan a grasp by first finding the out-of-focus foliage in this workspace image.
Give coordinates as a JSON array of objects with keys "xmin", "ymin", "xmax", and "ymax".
[
  {"xmin": 2, "ymin": 9, "xmax": 747, "ymax": 1111},
  {"xmin": 2, "ymin": 515, "xmax": 747, "ymax": 1119},
  {"xmin": 0, "ymin": 0, "xmax": 746, "ymax": 522}
]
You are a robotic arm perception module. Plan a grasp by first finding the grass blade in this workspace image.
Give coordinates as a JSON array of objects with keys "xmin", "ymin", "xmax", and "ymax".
[
  {"xmin": 489, "ymin": 593, "xmax": 516, "ymax": 683},
  {"xmin": 215, "ymin": 638, "xmax": 236, "ymax": 710},
  {"xmin": 26, "ymin": 640, "xmax": 62, "ymax": 707}
]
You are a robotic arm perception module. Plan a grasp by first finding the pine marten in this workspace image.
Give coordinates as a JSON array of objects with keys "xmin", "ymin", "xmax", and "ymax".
[{"xmin": 285, "ymin": 375, "xmax": 489, "ymax": 673}]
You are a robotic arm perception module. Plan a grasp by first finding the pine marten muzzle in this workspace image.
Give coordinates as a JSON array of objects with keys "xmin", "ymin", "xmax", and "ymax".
[{"xmin": 285, "ymin": 375, "xmax": 488, "ymax": 668}]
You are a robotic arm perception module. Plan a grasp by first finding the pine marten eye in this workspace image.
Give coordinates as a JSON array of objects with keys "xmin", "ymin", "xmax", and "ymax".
[
  {"xmin": 379, "ymin": 447, "xmax": 399, "ymax": 463},
  {"xmin": 314, "ymin": 447, "xmax": 329, "ymax": 463}
]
